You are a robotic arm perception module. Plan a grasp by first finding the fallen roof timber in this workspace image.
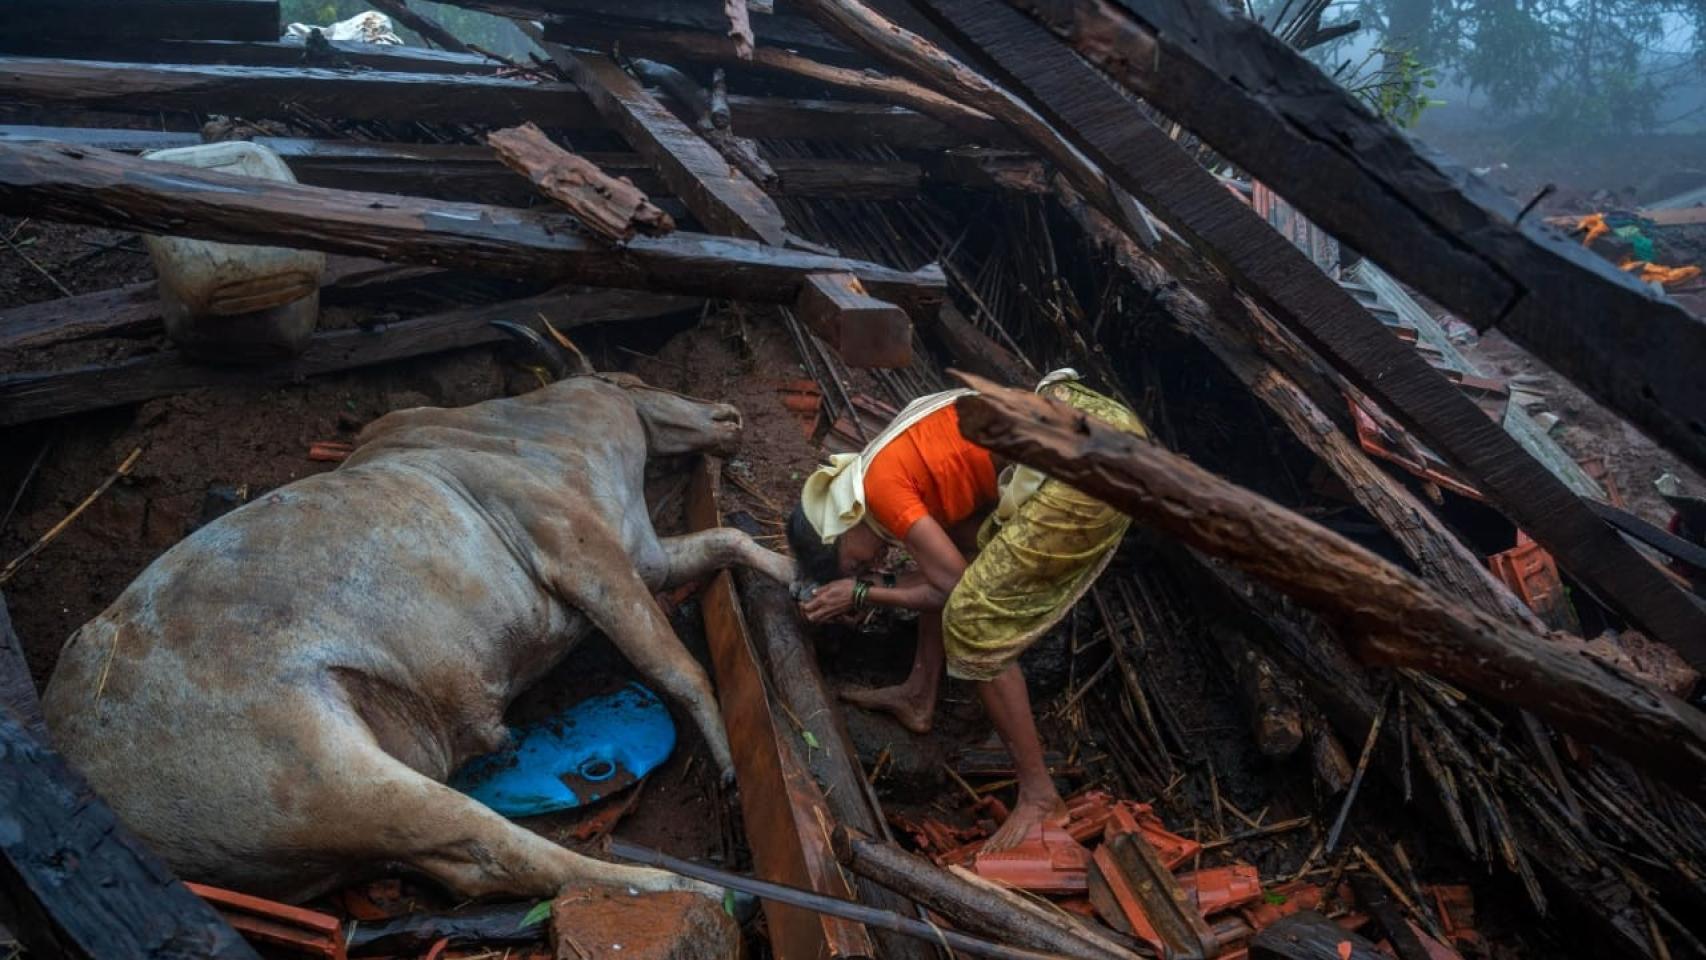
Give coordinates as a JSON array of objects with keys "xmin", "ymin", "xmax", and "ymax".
[
  {"xmin": 0, "ymin": 59, "xmax": 974, "ymax": 148},
  {"xmin": 557, "ymin": 48, "xmax": 914, "ymax": 366},
  {"xmin": 0, "ymin": 39, "xmax": 506, "ymax": 74},
  {"xmin": 1002, "ymin": 0, "xmax": 1706, "ymax": 475},
  {"xmin": 0, "ymin": 140, "xmax": 945, "ymax": 313},
  {"xmin": 952, "ymin": 375, "xmax": 1706, "ymax": 805},
  {"xmin": 0, "ymin": 58, "xmax": 598, "ymax": 128},
  {"xmin": 0, "ymin": 289, "xmax": 699, "ymax": 426},
  {"xmin": 0, "ymin": 127, "xmax": 934, "ymax": 203},
  {"xmin": 0, "ymin": 705, "xmax": 263, "ymax": 960},
  {"xmin": 912, "ymin": 0, "xmax": 1706, "ymax": 665},
  {"xmin": 685, "ymin": 458, "xmax": 876, "ymax": 960},
  {"xmin": 0, "ymin": 0, "xmax": 279, "ymax": 44},
  {"xmin": 491, "ymin": 0, "xmax": 863, "ymax": 65}
]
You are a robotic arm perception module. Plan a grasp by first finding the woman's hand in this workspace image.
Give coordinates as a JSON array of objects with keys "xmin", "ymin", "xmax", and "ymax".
[{"xmin": 800, "ymin": 578, "xmax": 858, "ymax": 623}]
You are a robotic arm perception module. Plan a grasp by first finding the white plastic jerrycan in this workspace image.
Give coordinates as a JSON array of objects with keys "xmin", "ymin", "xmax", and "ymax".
[{"xmin": 141, "ymin": 142, "xmax": 325, "ymax": 360}]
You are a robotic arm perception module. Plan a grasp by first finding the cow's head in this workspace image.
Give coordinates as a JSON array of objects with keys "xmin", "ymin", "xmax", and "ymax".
[{"xmin": 494, "ymin": 320, "xmax": 744, "ymax": 456}]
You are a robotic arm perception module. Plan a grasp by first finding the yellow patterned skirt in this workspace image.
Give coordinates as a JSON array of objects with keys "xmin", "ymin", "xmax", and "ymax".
[{"xmin": 943, "ymin": 381, "xmax": 1147, "ymax": 682}]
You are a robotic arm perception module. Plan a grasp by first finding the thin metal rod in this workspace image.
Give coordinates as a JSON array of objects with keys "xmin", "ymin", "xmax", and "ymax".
[{"xmin": 606, "ymin": 838, "xmax": 1074, "ymax": 960}]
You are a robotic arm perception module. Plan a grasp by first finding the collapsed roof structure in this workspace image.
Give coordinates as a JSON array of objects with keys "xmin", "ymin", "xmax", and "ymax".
[{"xmin": 2, "ymin": 0, "xmax": 1705, "ymax": 958}]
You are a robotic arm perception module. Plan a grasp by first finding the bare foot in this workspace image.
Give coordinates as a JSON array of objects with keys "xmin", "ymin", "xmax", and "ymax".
[
  {"xmin": 840, "ymin": 684, "xmax": 934, "ymax": 734},
  {"xmin": 981, "ymin": 794, "xmax": 1069, "ymax": 853}
]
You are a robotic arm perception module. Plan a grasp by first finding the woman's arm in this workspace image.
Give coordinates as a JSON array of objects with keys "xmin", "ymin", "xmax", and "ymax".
[{"xmin": 798, "ymin": 517, "xmax": 969, "ymax": 621}]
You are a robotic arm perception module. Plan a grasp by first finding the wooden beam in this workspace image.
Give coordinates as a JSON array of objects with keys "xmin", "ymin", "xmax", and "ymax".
[
  {"xmin": 546, "ymin": 20, "xmax": 1007, "ymax": 143},
  {"xmin": 0, "ymin": 257, "xmax": 446, "ymax": 353},
  {"xmin": 685, "ymin": 458, "xmax": 875, "ymax": 960},
  {"xmin": 0, "ymin": 592, "xmax": 42, "ymax": 737},
  {"xmin": 487, "ymin": 122, "xmax": 674, "ymax": 242},
  {"xmin": 0, "ymin": 140, "xmax": 944, "ymax": 312},
  {"xmin": 951, "ymin": 374, "xmax": 1706, "ymax": 805},
  {"xmin": 735, "ymin": 572, "xmax": 936, "ymax": 960},
  {"xmin": 559, "ymin": 51, "xmax": 788, "ymax": 245},
  {"xmin": 0, "ymin": 0, "xmax": 278, "ymax": 43},
  {"xmin": 526, "ymin": 0, "xmax": 861, "ymax": 65},
  {"xmin": 1003, "ymin": 0, "xmax": 1706, "ymax": 475},
  {"xmin": 910, "ymin": 0, "xmax": 1706, "ymax": 663},
  {"xmin": 0, "ymin": 38, "xmax": 506, "ymax": 73},
  {"xmin": 0, "ymin": 706, "xmax": 262, "ymax": 960},
  {"xmin": 0, "ymin": 127, "xmax": 933, "ymax": 203},
  {"xmin": 0, "ymin": 57, "xmax": 598, "ymax": 128},
  {"xmin": 0, "ymin": 288, "xmax": 698, "ymax": 426},
  {"xmin": 1051, "ymin": 177, "xmax": 1549, "ymax": 634},
  {"xmin": 730, "ymin": 94, "xmax": 970, "ymax": 148},
  {"xmin": 794, "ymin": 273, "xmax": 911, "ymax": 367},
  {"xmin": 555, "ymin": 49, "xmax": 914, "ymax": 366}
]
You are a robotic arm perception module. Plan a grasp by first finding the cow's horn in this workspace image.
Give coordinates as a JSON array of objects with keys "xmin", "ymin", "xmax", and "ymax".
[{"xmin": 491, "ymin": 320, "xmax": 574, "ymax": 380}]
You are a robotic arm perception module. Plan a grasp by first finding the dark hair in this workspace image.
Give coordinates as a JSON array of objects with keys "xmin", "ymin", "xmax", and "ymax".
[{"xmin": 787, "ymin": 504, "xmax": 841, "ymax": 584}]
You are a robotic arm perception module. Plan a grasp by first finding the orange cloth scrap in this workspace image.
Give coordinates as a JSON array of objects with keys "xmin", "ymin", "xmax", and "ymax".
[
  {"xmin": 863, "ymin": 404, "xmax": 998, "ymax": 540},
  {"xmin": 1621, "ymin": 260, "xmax": 1703, "ymax": 287},
  {"xmin": 1576, "ymin": 212, "xmax": 1611, "ymax": 246}
]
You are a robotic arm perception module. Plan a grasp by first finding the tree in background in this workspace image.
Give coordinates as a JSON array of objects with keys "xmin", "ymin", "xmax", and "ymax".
[{"xmin": 1347, "ymin": 0, "xmax": 1705, "ymax": 137}]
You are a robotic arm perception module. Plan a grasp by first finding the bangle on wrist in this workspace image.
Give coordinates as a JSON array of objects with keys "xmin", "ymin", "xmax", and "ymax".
[{"xmin": 852, "ymin": 578, "xmax": 872, "ymax": 609}]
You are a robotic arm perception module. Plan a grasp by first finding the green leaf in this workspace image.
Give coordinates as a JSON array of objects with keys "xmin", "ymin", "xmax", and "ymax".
[
  {"xmin": 519, "ymin": 899, "xmax": 553, "ymax": 930},
  {"xmin": 723, "ymin": 889, "xmax": 738, "ymax": 917},
  {"xmin": 1262, "ymin": 891, "xmax": 1288, "ymax": 906},
  {"xmin": 802, "ymin": 730, "xmax": 822, "ymax": 750}
]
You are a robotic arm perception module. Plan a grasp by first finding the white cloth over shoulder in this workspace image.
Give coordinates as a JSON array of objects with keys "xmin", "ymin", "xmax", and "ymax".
[{"xmin": 797, "ymin": 368, "xmax": 1080, "ymax": 544}]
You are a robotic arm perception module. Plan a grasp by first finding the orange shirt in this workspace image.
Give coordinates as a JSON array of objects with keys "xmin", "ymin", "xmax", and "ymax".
[{"xmin": 864, "ymin": 405, "xmax": 998, "ymax": 540}]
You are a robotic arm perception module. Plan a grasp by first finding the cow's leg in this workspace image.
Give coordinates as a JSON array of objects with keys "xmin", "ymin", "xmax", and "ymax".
[
  {"xmin": 568, "ymin": 562, "xmax": 736, "ymax": 779},
  {"xmin": 657, "ymin": 529, "xmax": 795, "ymax": 589},
  {"xmin": 313, "ymin": 743, "xmax": 719, "ymax": 900}
]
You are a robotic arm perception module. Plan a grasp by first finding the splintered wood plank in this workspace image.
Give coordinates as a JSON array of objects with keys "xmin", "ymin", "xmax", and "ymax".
[
  {"xmin": 0, "ymin": 289, "xmax": 699, "ymax": 426},
  {"xmin": 686, "ymin": 458, "xmax": 875, "ymax": 960},
  {"xmin": 0, "ymin": 707, "xmax": 262, "ymax": 960},
  {"xmin": 951, "ymin": 374, "xmax": 1706, "ymax": 806},
  {"xmin": 0, "ymin": 57, "xmax": 598, "ymax": 128},
  {"xmin": 0, "ymin": 140, "xmax": 944, "ymax": 312},
  {"xmin": 559, "ymin": 51, "xmax": 789, "ymax": 245},
  {"xmin": 487, "ymin": 122, "xmax": 674, "ymax": 242},
  {"xmin": 910, "ymin": 0, "xmax": 1706, "ymax": 663},
  {"xmin": 1000, "ymin": 0, "xmax": 1706, "ymax": 477}
]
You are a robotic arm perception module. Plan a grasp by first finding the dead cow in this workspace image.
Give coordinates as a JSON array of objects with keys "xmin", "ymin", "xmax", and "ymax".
[{"xmin": 42, "ymin": 325, "xmax": 794, "ymax": 902}]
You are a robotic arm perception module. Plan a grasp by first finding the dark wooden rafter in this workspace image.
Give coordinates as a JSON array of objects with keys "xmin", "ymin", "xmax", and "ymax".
[
  {"xmin": 0, "ymin": 140, "xmax": 944, "ymax": 313},
  {"xmin": 0, "ymin": 592, "xmax": 42, "ymax": 736},
  {"xmin": 0, "ymin": 57, "xmax": 596, "ymax": 128},
  {"xmin": 950, "ymin": 374, "xmax": 1706, "ymax": 806},
  {"xmin": 1005, "ymin": 0, "xmax": 1706, "ymax": 475},
  {"xmin": 908, "ymin": 0, "xmax": 1706, "ymax": 662},
  {"xmin": 0, "ymin": 127, "xmax": 936, "ymax": 204},
  {"xmin": 0, "ymin": 58, "xmax": 972, "ymax": 147},
  {"xmin": 686, "ymin": 459, "xmax": 876, "ymax": 960},
  {"xmin": 1050, "ymin": 178, "xmax": 1548, "ymax": 633},
  {"xmin": 0, "ymin": 705, "xmax": 262, "ymax": 960},
  {"xmin": 527, "ymin": 0, "xmax": 861, "ymax": 65},
  {"xmin": 556, "ymin": 50, "xmax": 789, "ymax": 245},
  {"xmin": 552, "ymin": 47, "xmax": 914, "ymax": 366},
  {"xmin": 0, "ymin": 38, "xmax": 505, "ymax": 73},
  {"xmin": 0, "ymin": 0, "xmax": 279, "ymax": 43},
  {"xmin": 0, "ymin": 289, "xmax": 699, "ymax": 426},
  {"xmin": 544, "ymin": 20, "xmax": 1007, "ymax": 143}
]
